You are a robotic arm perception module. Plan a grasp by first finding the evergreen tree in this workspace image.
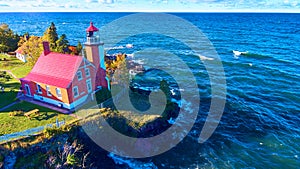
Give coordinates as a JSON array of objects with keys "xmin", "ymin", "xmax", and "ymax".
[
  {"xmin": 76, "ymin": 41, "xmax": 83, "ymax": 55},
  {"xmin": 0, "ymin": 23, "xmax": 20, "ymax": 52},
  {"xmin": 42, "ymin": 22, "xmax": 58, "ymax": 51},
  {"xmin": 55, "ymin": 34, "xmax": 69, "ymax": 53}
]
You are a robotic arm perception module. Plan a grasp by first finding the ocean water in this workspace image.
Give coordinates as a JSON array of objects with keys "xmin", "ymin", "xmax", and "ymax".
[{"xmin": 1, "ymin": 12, "xmax": 300, "ymax": 168}]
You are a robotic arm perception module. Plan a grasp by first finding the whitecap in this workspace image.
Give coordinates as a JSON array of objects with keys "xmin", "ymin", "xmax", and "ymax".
[
  {"xmin": 126, "ymin": 53, "xmax": 134, "ymax": 58},
  {"xmin": 108, "ymin": 153, "xmax": 158, "ymax": 169},
  {"xmin": 126, "ymin": 44, "xmax": 133, "ymax": 48},
  {"xmin": 233, "ymin": 50, "xmax": 248, "ymax": 56},
  {"xmin": 199, "ymin": 55, "xmax": 214, "ymax": 61}
]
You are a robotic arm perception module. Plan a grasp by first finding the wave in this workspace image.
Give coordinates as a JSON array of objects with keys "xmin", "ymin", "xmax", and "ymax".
[
  {"xmin": 233, "ymin": 50, "xmax": 248, "ymax": 56},
  {"xmin": 198, "ymin": 54, "xmax": 214, "ymax": 61},
  {"xmin": 105, "ymin": 45, "xmax": 125, "ymax": 50},
  {"xmin": 105, "ymin": 44, "xmax": 134, "ymax": 50},
  {"xmin": 108, "ymin": 153, "xmax": 158, "ymax": 169}
]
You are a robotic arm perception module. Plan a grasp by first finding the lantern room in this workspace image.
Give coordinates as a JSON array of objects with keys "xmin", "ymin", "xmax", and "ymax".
[{"xmin": 86, "ymin": 22, "xmax": 100, "ymax": 44}]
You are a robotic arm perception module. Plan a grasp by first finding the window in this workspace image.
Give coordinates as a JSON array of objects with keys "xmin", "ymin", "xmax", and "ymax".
[
  {"xmin": 86, "ymin": 79, "xmax": 92, "ymax": 92},
  {"xmin": 56, "ymin": 88, "xmax": 62, "ymax": 98},
  {"xmin": 36, "ymin": 84, "xmax": 42, "ymax": 94},
  {"xmin": 46, "ymin": 85, "xmax": 51, "ymax": 96},
  {"xmin": 77, "ymin": 71, "xmax": 83, "ymax": 81},
  {"xmin": 73, "ymin": 86, "xmax": 79, "ymax": 98},
  {"xmin": 85, "ymin": 68, "xmax": 90, "ymax": 77}
]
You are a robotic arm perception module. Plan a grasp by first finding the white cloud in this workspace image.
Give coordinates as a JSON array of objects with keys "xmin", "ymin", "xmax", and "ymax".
[{"xmin": 0, "ymin": 0, "xmax": 299, "ymax": 12}]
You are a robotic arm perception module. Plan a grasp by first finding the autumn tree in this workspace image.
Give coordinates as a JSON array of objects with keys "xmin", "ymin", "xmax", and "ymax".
[
  {"xmin": 17, "ymin": 32, "xmax": 29, "ymax": 47},
  {"xmin": 42, "ymin": 22, "xmax": 58, "ymax": 51},
  {"xmin": 111, "ymin": 54, "xmax": 129, "ymax": 86},
  {"xmin": 21, "ymin": 36, "xmax": 43, "ymax": 67},
  {"xmin": 0, "ymin": 23, "xmax": 20, "ymax": 52}
]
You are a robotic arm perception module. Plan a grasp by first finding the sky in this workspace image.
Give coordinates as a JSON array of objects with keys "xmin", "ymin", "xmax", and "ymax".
[{"xmin": 0, "ymin": 0, "xmax": 299, "ymax": 12}]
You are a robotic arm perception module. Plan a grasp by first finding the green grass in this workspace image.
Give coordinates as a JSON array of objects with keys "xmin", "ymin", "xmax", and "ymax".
[
  {"xmin": 0, "ymin": 77, "xmax": 21, "ymax": 108},
  {"xmin": 11, "ymin": 65, "xmax": 32, "ymax": 78},
  {"xmin": 0, "ymin": 53, "xmax": 31, "ymax": 78},
  {"xmin": 0, "ymin": 53, "xmax": 32, "ymax": 107},
  {"xmin": 0, "ymin": 101, "xmax": 75, "ymax": 135}
]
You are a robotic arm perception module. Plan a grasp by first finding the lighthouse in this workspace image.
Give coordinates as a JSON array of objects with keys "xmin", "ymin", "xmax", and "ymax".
[{"xmin": 85, "ymin": 22, "xmax": 109, "ymax": 89}]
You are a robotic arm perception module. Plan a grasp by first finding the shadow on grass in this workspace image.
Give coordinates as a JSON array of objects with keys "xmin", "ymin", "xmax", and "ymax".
[
  {"xmin": 33, "ymin": 112, "xmax": 57, "ymax": 121},
  {"xmin": 0, "ymin": 90, "xmax": 19, "ymax": 109},
  {"xmin": 3, "ymin": 82, "xmax": 20, "ymax": 91}
]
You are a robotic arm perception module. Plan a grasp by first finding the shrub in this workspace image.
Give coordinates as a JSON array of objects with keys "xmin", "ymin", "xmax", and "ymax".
[
  {"xmin": 66, "ymin": 154, "xmax": 78, "ymax": 166},
  {"xmin": 43, "ymin": 127, "xmax": 63, "ymax": 138},
  {"xmin": 9, "ymin": 110, "xmax": 23, "ymax": 116},
  {"xmin": 95, "ymin": 88, "xmax": 112, "ymax": 103},
  {"xmin": 5, "ymin": 74, "xmax": 11, "ymax": 81}
]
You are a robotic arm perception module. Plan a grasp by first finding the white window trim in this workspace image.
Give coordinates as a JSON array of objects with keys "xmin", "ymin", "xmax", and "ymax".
[
  {"xmin": 77, "ymin": 71, "xmax": 83, "ymax": 81},
  {"xmin": 73, "ymin": 86, "xmax": 79, "ymax": 98},
  {"xmin": 25, "ymin": 84, "xmax": 31, "ymax": 96},
  {"xmin": 86, "ymin": 79, "xmax": 92, "ymax": 93},
  {"xmin": 36, "ymin": 83, "xmax": 42, "ymax": 94},
  {"xmin": 85, "ymin": 68, "xmax": 90, "ymax": 77},
  {"xmin": 56, "ymin": 88, "xmax": 62, "ymax": 99},
  {"xmin": 46, "ymin": 85, "xmax": 52, "ymax": 96}
]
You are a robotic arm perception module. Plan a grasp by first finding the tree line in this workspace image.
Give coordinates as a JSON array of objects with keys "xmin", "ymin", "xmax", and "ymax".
[{"xmin": 0, "ymin": 22, "xmax": 83, "ymax": 66}]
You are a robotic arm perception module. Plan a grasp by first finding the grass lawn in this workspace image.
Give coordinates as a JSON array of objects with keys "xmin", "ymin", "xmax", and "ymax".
[
  {"xmin": 0, "ymin": 101, "xmax": 75, "ymax": 135},
  {"xmin": 0, "ymin": 53, "xmax": 32, "ymax": 107},
  {"xmin": 0, "ymin": 78, "xmax": 20, "ymax": 108},
  {"xmin": 0, "ymin": 53, "xmax": 32, "ymax": 78}
]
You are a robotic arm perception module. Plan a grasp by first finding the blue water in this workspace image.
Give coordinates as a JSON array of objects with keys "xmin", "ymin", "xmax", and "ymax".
[{"xmin": 1, "ymin": 12, "xmax": 300, "ymax": 168}]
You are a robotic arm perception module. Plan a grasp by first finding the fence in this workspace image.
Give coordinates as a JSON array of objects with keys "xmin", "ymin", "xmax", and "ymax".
[{"xmin": 0, "ymin": 120, "xmax": 65, "ymax": 144}]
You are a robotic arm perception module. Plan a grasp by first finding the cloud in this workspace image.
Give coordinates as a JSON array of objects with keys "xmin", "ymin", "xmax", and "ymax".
[
  {"xmin": 0, "ymin": 0, "xmax": 299, "ymax": 12},
  {"xmin": 0, "ymin": 4, "xmax": 9, "ymax": 7}
]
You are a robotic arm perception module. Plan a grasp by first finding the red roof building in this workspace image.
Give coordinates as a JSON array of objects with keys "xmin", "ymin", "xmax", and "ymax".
[
  {"xmin": 15, "ymin": 43, "xmax": 27, "ymax": 62},
  {"xmin": 20, "ymin": 22, "xmax": 109, "ymax": 110}
]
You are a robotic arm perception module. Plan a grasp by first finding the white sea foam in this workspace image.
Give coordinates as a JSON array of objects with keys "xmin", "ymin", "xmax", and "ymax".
[
  {"xmin": 127, "ymin": 53, "xmax": 134, "ymax": 58},
  {"xmin": 233, "ymin": 50, "xmax": 248, "ymax": 56},
  {"xmin": 126, "ymin": 44, "xmax": 133, "ymax": 48},
  {"xmin": 133, "ymin": 59, "xmax": 144, "ymax": 64},
  {"xmin": 198, "ymin": 55, "xmax": 214, "ymax": 61},
  {"xmin": 108, "ymin": 153, "xmax": 158, "ymax": 169},
  {"xmin": 105, "ymin": 45, "xmax": 125, "ymax": 50}
]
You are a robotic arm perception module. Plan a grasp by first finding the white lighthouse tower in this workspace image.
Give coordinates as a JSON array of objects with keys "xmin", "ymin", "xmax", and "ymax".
[{"xmin": 84, "ymin": 22, "xmax": 109, "ymax": 89}]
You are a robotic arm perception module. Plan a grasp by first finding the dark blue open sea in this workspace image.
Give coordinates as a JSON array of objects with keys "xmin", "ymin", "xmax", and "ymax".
[{"xmin": 1, "ymin": 12, "xmax": 300, "ymax": 168}]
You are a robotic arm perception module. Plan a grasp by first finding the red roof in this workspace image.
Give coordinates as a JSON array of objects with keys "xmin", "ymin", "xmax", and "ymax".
[
  {"xmin": 86, "ymin": 22, "xmax": 99, "ymax": 32},
  {"xmin": 21, "ymin": 52, "xmax": 83, "ymax": 88},
  {"xmin": 15, "ymin": 47, "xmax": 23, "ymax": 54}
]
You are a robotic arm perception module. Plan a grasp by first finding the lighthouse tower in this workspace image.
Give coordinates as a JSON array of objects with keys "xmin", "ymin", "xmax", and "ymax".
[{"xmin": 85, "ymin": 22, "xmax": 109, "ymax": 89}]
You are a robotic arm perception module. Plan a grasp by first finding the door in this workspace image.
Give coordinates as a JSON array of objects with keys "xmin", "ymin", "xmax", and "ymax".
[{"xmin": 25, "ymin": 84, "xmax": 31, "ymax": 96}]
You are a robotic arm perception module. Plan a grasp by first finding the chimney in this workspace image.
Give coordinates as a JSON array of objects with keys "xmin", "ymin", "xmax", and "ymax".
[{"xmin": 43, "ymin": 41, "xmax": 51, "ymax": 55}]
